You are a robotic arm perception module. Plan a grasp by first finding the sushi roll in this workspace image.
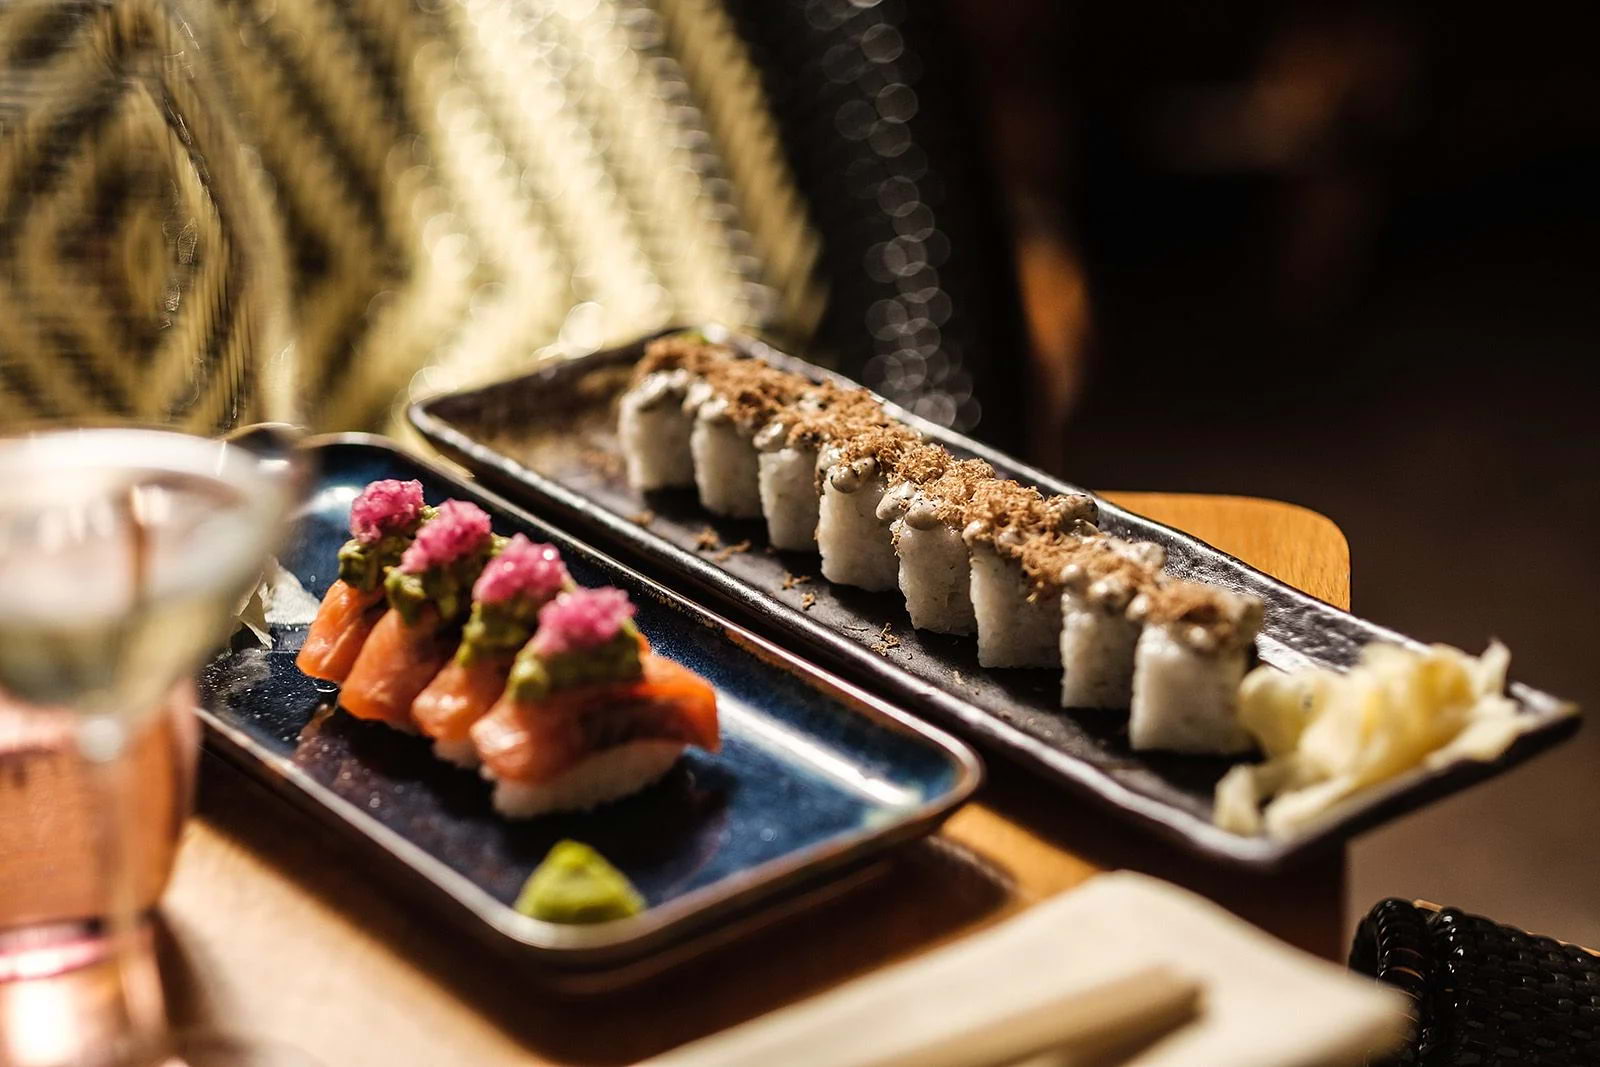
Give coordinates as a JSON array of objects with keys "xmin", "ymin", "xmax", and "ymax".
[
  {"xmin": 815, "ymin": 427, "xmax": 932, "ymax": 591},
  {"xmin": 963, "ymin": 482, "xmax": 1098, "ymax": 668},
  {"xmin": 1127, "ymin": 582, "xmax": 1265, "ymax": 754},
  {"xmin": 297, "ymin": 479, "xmax": 433, "ymax": 684},
  {"xmin": 412, "ymin": 534, "xmax": 571, "ymax": 766},
  {"xmin": 471, "ymin": 588, "xmax": 720, "ymax": 817},
  {"xmin": 618, "ymin": 368, "xmax": 699, "ymax": 490},
  {"xmin": 755, "ymin": 384, "xmax": 889, "ymax": 551},
  {"xmin": 1054, "ymin": 538, "xmax": 1166, "ymax": 708},
  {"xmin": 616, "ymin": 332, "xmax": 728, "ymax": 492},
  {"xmin": 754, "ymin": 422, "xmax": 821, "ymax": 549},
  {"xmin": 881, "ymin": 458, "xmax": 995, "ymax": 634},
  {"xmin": 339, "ymin": 500, "xmax": 499, "ymax": 730},
  {"xmin": 688, "ymin": 359, "xmax": 804, "ymax": 519}
]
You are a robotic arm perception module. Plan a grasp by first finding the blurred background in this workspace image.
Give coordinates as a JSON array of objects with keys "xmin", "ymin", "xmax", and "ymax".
[
  {"xmin": 953, "ymin": 0, "xmax": 1600, "ymax": 947},
  {"xmin": 4, "ymin": 0, "xmax": 1596, "ymax": 946}
]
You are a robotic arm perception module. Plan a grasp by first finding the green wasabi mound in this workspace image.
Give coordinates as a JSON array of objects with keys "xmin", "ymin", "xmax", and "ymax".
[{"xmin": 515, "ymin": 840, "xmax": 645, "ymax": 924}]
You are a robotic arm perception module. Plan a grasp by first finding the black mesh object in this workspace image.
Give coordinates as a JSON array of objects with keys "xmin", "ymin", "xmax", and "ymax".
[
  {"xmin": 719, "ymin": 0, "xmax": 1029, "ymax": 452},
  {"xmin": 1352, "ymin": 898, "xmax": 1600, "ymax": 1066}
]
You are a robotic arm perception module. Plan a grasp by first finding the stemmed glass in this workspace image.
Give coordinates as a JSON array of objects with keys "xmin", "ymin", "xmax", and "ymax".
[
  {"xmin": 1, "ymin": 1, "xmax": 302, "ymax": 1064},
  {"xmin": 0, "ymin": 431, "xmax": 300, "ymax": 1066}
]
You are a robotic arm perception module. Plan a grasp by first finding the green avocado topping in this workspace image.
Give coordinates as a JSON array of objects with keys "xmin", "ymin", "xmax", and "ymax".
[
  {"xmin": 336, "ymin": 505, "xmax": 437, "ymax": 592},
  {"xmin": 457, "ymin": 591, "xmax": 548, "ymax": 666},
  {"xmin": 515, "ymin": 840, "xmax": 644, "ymax": 924},
  {"xmin": 385, "ymin": 532, "xmax": 507, "ymax": 625},
  {"xmin": 506, "ymin": 623, "xmax": 642, "ymax": 702}
]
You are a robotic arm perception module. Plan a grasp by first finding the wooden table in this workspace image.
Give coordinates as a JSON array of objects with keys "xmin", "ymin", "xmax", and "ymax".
[{"xmin": 154, "ymin": 493, "xmax": 1350, "ymax": 1066}]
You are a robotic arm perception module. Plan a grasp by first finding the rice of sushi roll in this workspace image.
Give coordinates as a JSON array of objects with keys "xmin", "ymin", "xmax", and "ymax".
[
  {"xmin": 491, "ymin": 742, "xmax": 689, "ymax": 818},
  {"xmin": 755, "ymin": 431, "xmax": 821, "ymax": 549},
  {"xmin": 880, "ymin": 458, "xmax": 994, "ymax": 634},
  {"xmin": 689, "ymin": 391, "xmax": 762, "ymax": 518},
  {"xmin": 617, "ymin": 332, "xmax": 728, "ymax": 492},
  {"xmin": 963, "ymin": 483, "xmax": 1098, "ymax": 668},
  {"xmin": 471, "ymin": 588, "xmax": 720, "ymax": 818},
  {"xmin": 1127, "ymin": 582, "xmax": 1264, "ymax": 754},
  {"xmin": 1054, "ymin": 539, "xmax": 1166, "ymax": 708},
  {"xmin": 756, "ymin": 385, "xmax": 888, "ymax": 551},
  {"xmin": 618, "ymin": 368, "xmax": 699, "ymax": 490},
  {"xmin": 816, "ymin": 427, "xmax": 931, "ymax": 591},
  {"xmin": 688, "ymin": 359, "xmax": 803, "ymax": 519}
]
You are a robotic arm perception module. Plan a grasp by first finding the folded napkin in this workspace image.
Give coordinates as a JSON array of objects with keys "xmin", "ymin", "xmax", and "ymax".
[
  {"xmin": 233, "ymin": 558, "xmax": 319, "ymax": 646},
  {"xmin": 650, "ymin": 871, "xmax": 1407, "ymax": 1067}
]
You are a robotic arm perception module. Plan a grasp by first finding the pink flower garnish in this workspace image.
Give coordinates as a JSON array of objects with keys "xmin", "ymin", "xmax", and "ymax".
[
  {"xmin": 349, "ymin": 479, "xmax": 426, "ymax": 543},
  {"xmin": 530, "ymin": 588, "xmax": 636, "ymax": 657},
  {"xmin": 472, "ymin": 534, "xmax": 568, "ymax": 605},
  {"xmin": 399, "ymin": 500, "xmax": 493, "ymax": 573}
]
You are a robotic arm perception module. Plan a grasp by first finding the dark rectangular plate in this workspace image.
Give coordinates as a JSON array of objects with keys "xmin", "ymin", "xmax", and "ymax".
[
  {"xmin": 409, "ymin": 326, "xmax": 1579, "ymax": 870},
  {"xmin": 195, "ymin": 436, "xmax": 980, "ymax": 984}
]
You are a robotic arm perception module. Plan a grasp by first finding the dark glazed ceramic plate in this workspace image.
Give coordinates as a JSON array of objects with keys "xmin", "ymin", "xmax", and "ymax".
[
  {"xmin": 409, "ymin": 326, "xmax": 1580, "ymax": 871},
  {"xmin": 194, "ymin": 436, "xmax": 980, "ymax": 985}
]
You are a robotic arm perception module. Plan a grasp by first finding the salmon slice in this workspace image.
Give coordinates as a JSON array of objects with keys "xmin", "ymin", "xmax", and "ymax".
[
  {"xmin": 471, "ymin": 654, "xmax": 719, "ymax": 784},
  {"xmin": 338, "ymin": 606, "xmax": 454, "ymax": 728},
  {"xmin": 412, "ymin": 654, "xmax": 515, "ymax": 742},
  {"xmin": 296, "ymin": 581, "xmax": 387, "ymax": 683}
]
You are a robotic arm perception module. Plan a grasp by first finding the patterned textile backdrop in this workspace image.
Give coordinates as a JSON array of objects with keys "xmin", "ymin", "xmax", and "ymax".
[
  {"xmin": 0, "ymin": 0, "xmax": 293, "ymax": 434},
  {"xmin": 216, "ymin": 0, "xmax": 820, "ymax": 432},
  {"xmin": 2, "ymin": 0, "xmax": 1026, "ymax": 443}
]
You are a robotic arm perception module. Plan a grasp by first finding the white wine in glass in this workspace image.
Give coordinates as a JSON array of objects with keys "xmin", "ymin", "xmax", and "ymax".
[
  {"xmin": 1, "ymin": 0, "xmax": 302, "ymax": 1064},
  {"xmin": 0, "ymin": 430, "xmax": 299, "ymax": 1066}
]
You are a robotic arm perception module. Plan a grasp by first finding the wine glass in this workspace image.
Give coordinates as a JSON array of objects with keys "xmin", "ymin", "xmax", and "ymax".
[
  {"xmin": 0, "ymin": 1, "xmax": 302, "ymax": 1064},
  {"xmin": 0, "ymin": 431, "xmax": 300, "ymax": 1066}
]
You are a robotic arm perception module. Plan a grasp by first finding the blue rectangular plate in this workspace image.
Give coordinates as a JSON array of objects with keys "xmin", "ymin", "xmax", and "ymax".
[
  {"xmin": 195, "ymin": 436, "xmax": 980, "ymax": 983},
  {"xmin": 408, "ymin": 326, "xmax": 1580, "ymax": 871}
]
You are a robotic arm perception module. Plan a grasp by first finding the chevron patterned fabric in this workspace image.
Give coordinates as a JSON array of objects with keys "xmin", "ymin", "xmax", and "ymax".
[
  {"xmin": 0, "ymin": 0, "xmax": 291, "ymax": 433},
  {"xmin": 211, "ymin": 0, "xmax": 821, "ymax": 433},
  {"xmin": 3, "ymin": 1, "xmax": 1020, "ymax": 445},
  {"xmin": 1, "ymin": 0, "xmax": 818, "ymax": 435}
]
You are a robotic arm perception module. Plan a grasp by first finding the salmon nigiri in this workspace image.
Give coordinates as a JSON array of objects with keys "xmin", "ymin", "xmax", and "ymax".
[
  {"xmin": 470, "ymin": 588, "xmax": 719, "ymax": 818},
  {"xmin": 339, "ymin": 500, "xmax": 499, "ymax": 730},
  {"xmin": 412, "ymin": 534, "xmax": 572, "ymax": 765},
  {"xmin": 297, "ymin": 479, "xmax": 431, "ymax": 683}
]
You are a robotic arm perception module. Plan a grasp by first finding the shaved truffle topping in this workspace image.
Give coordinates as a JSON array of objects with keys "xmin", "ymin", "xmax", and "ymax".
[
  {"xmin": 530, "ymin": 588, "xmax": 637, "ymax": 657},
  {"xmin": 630, "ymin": 332, "xmax": 733, "ymax": 385},
  {"xmin": 349, "ymin": 479, "xmax": 426, "ymax": 543},
  {"xmin": 472, "ymin": 534, "xmax": 568, "ymax": 606},
  {"xmin": 1129, "ymin": 581, "xmax": 1264, "ymax": 653},
  {"xmin": 885, "ymin": 459, "xmax": 997, "ymax": 529},
  {"xmin": 820, "ymin": 425, "xmax": 922, "ymax": 493},
  {"xmin": 399, "ymin": 500, "xmax": 493, "ymax": 574},
  {"xmin": 780, "ymin": 388, "xmax": 893, "ymax": 450},
  {"xmin": 887, "ymin": 442, "xmax": 954, "ymax": 487},
  {"xmin": 1018, "ymin": 535, "xmax": 1165, "ymax": 605},
  {"xmin": 961, "ymin": 481, "xmax": 1098, "ymax": 555},
  {"xmin": 624, "ymin": 368, "xmax": 696, "ymax": 411},
  {"xmin": 636, "ymin": 337, "xmax": 894, "ymax": 450},
  {"xmin": 692, "ymin": 358, "xmax": 810, "ymax": 431},
  {"xmin": 757, "ymin": 383, "xmax": 887, "ymax": 452}
]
